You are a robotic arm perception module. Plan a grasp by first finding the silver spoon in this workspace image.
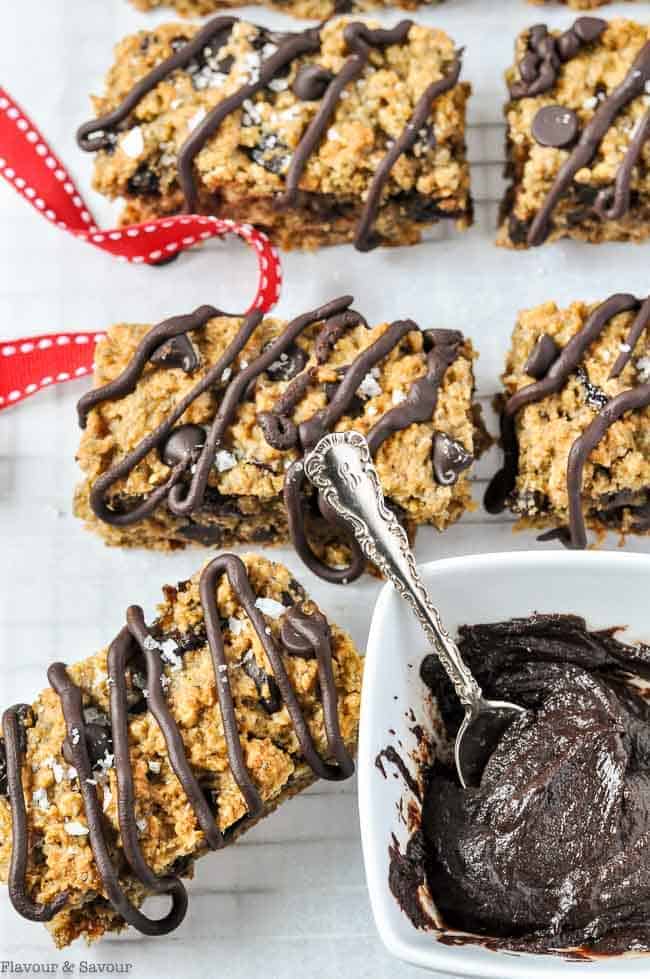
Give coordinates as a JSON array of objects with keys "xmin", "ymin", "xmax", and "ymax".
[{"xmin": 304, "ymin": 430, "xmax": 525, "ymax": 789}]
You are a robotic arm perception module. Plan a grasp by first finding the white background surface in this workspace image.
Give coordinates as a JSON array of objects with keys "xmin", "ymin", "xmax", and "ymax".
[{"xmin": 0, "ymin": 2, "xmax": 649, "ymax": 977}]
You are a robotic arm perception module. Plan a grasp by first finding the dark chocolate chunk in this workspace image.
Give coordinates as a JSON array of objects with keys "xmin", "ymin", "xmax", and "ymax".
[
  {"xmin": 265, "ymin": 344, "xmax": 308, "ymax": 382},
  {"xmin": 150, "ymin": 334, "xmax": 201, "ymax": 374},
  {"xmin": 573, "ymin": 16, "xmax": 607, "ymax": 44},
  {"xmin": 531, "ymin": 105, "xmax": 578, "ymax": 148},
  {"xmin": 160, "ymin": 424, "xmax": 207, "ymax": 467},
  {"xmin": 292, "ymin": 64, "xmax": 335, "ymax": 102},
  {"xmin": 240, "ymin": 650, "xmax": 282, "ymax": 714},
  {"xmin": 85, "ymin": 722, "xmax": 114, "ymax": 768},
  {"xmin": 126, "ymin": 164, "xmax": 160, "ymax": 197},
  {"xmin": 177, "ymin": 523, "xmax": 223, "ymax": 545},
  {"xmin": 431, "ymin": 433, "xmax": 473, "ymax": 486}
]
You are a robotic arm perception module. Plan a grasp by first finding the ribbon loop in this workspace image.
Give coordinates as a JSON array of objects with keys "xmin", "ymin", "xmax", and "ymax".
[{"xmin": 0, "ymin": 85, "xmax": 283, "ymax": 410}]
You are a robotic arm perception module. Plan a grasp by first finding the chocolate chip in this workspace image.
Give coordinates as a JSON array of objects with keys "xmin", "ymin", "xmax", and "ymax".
[
  {"xmin": 519, "ymin": 52, "xmax": 540, "ymax": 84},
  {"xmin": 529, "ymin": 25, "xmax": 549, "ymax": 50},
  {"xmin": 126, "ymin": 164, "xmax": 160, "ymax": 197},
  {"xmin": 265, "ymin": 344, "xmax": 308, "ymax": 382},
  {"xmin": 150, "ymin": 334, "xmax": 201, "ymax": 373},
  {"xmin": 557, "ymin": 31, "xmax": 580, "ymax": 62},
  {"xmin": 532, "ymin": 105, "xmax": 579, "ymax": 149},
  {"xmin": 573, "ymin": 17, "xmax": 607, "ymax": 44},
  {"xmin": 573, "ymin": 182, "xmax": 599, "ymax": 205},
  {"xmin": 292, "ymin": 64, "xmax": 335, "ymax": 102},
  {"xmin": 431, "ymin": 433, "xmax": 473, "ymax": 486},
  {"xmin": 218, "ymin": 55, "xmax": 235, "ymax": 74},
  {"xmin": 160, "ymin": 424, "xmax": 207, "ymax": 467},
  {"xmin": 248, "ymin": 134, "xmax": 291, "ymax": 176},
  {"xmin": 85, "ymin": 723, "xmax": 114, "ymax": 768},
  {"xmin": 178, "ymin": 523, "xmax": 223, "ymax": 546},
  {"xmin": 525, "ymin": 334, "xmax": 561, "ymax": 379},
  {"xmin": 536, "ymin": 36, "xmax": 559, "ymax": 67}
]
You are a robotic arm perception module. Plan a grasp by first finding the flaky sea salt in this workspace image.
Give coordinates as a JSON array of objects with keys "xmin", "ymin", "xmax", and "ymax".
[
  {"xmin": 64, "ymin": 820, "xmax": 89, "ymax": 837},
  {"xmin": 188, "ymin": 107, "xmax": 207, "ymax": 133},
  {"xmin": 32, "ymin": 788, "xmax": 49, "ymax": 812},
  {"xmin": 95, "ymin": 750, "xmax": 115, "ymax": 776},
  {"xmin": 120, "ymin": 126, "xmax": 144, "ymax": 159},
  {"xmin": 255, "ymin": 597, "xmax": 286, "ymax": 618},
  {"xmin": 148, "ymin": 760, "xmax": 162, "ymax": 774},
  {"xmin": 358, "ymin": 371, "xmax": 382, "ymax": 399},
  {"xmin": 636, "ymin": 356, "xmax": 650, "ymax": 382},
  {"xmin": 391, "ymin": 389, "xmax": 406, "ymax": 405},
  {"xmin": 215, "ymin": 449, "xmax": 237, "ymax": 472},
  {"xmin": 228, "ymin": 616, "xmax": 246, "ymax": 636},
  {"xmin": 102, "ymin": 786, "xmax": 113, "ymax": 813}
]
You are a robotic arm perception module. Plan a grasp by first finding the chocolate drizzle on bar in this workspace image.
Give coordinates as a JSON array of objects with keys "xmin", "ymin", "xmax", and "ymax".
[
  {"xmin": 77, "ymin": 16, "xmax": 463, "ymax": 252},
  {"xmin": 485, "ymin": 293, "xmax": 650, "ymax": 548},
  {"xmin": 510, "ymin": 19, "xmax": 650, "ymax": 246},
  {"xmin": 1, "ymin": 554, "xmax": 353, "ymax": 933},
  {"xmin": 78, "ymin": 298, "xmax": 469, "ymax": 582}
]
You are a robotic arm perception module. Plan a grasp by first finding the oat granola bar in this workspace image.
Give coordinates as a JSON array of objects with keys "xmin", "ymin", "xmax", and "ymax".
[
  {"xmin": 498, "ymin": 17, "xmax": 650, "ymax": 248},
  {"xmin": 130, "ymin": 0, "xmax": 442, "ymax": 16},
  {"xmin": 77, "ymin": 16, "xmax": 472, "ymax": 251},
  {"xmin": 531, "ymin": 1, "xmax": 636, "ymax": 8},
  {"xmin": 485, "ymin": 293, "xmax": 650, "ymax": 546},
  {"xmin": 0, "ymin": 553, "xmax": 362, "ymax": 946},
  {"xmin": 73, "ymin": 297, "xmax": 480, "ymax": 580}
]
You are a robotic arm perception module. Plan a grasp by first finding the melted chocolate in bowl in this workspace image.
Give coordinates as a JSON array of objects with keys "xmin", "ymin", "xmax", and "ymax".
[{"xmin": 395, "ymin": 614, "xmax": 650, "ymax": 957}]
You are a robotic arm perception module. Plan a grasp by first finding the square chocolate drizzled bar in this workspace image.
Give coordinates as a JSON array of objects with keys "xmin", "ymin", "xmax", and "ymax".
[
  {"xmin": 130, "ymin": 0, "xmax": 445, "ymax": 18},
  {"xmin": 486, "ymin": 293, "xmax": 650, "ymax": 547},
  {"xmin": 74, "ymin": 297, "xmax": 480, "ymax": 578},
  {"xmin": 77, "ymin": 16, "xmax": 472, "ymax": 251},
  {"xmin": 499, "ymin": 17, "xmax": 650, "ymax": 248},
  {"xmin": 0, "ymin": 554, "xmax": 362, "ymax": 946}
]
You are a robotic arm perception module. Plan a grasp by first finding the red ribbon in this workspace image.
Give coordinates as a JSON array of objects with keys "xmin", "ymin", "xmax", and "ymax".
[{"xmin": 0, "ymin": 85, "xmax": 283, "ymax": 411}]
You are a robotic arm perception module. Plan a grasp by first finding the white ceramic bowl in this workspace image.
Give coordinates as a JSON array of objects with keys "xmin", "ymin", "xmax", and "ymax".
[{"xmin": 359, "ymin": 551, "xmax": 650, "ymax": 979}]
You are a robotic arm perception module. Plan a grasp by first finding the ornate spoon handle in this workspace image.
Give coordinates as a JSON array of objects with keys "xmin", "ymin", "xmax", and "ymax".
[{"xmin": 304, "ymin": 431, "xmax": 482, "ymax": 713}]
